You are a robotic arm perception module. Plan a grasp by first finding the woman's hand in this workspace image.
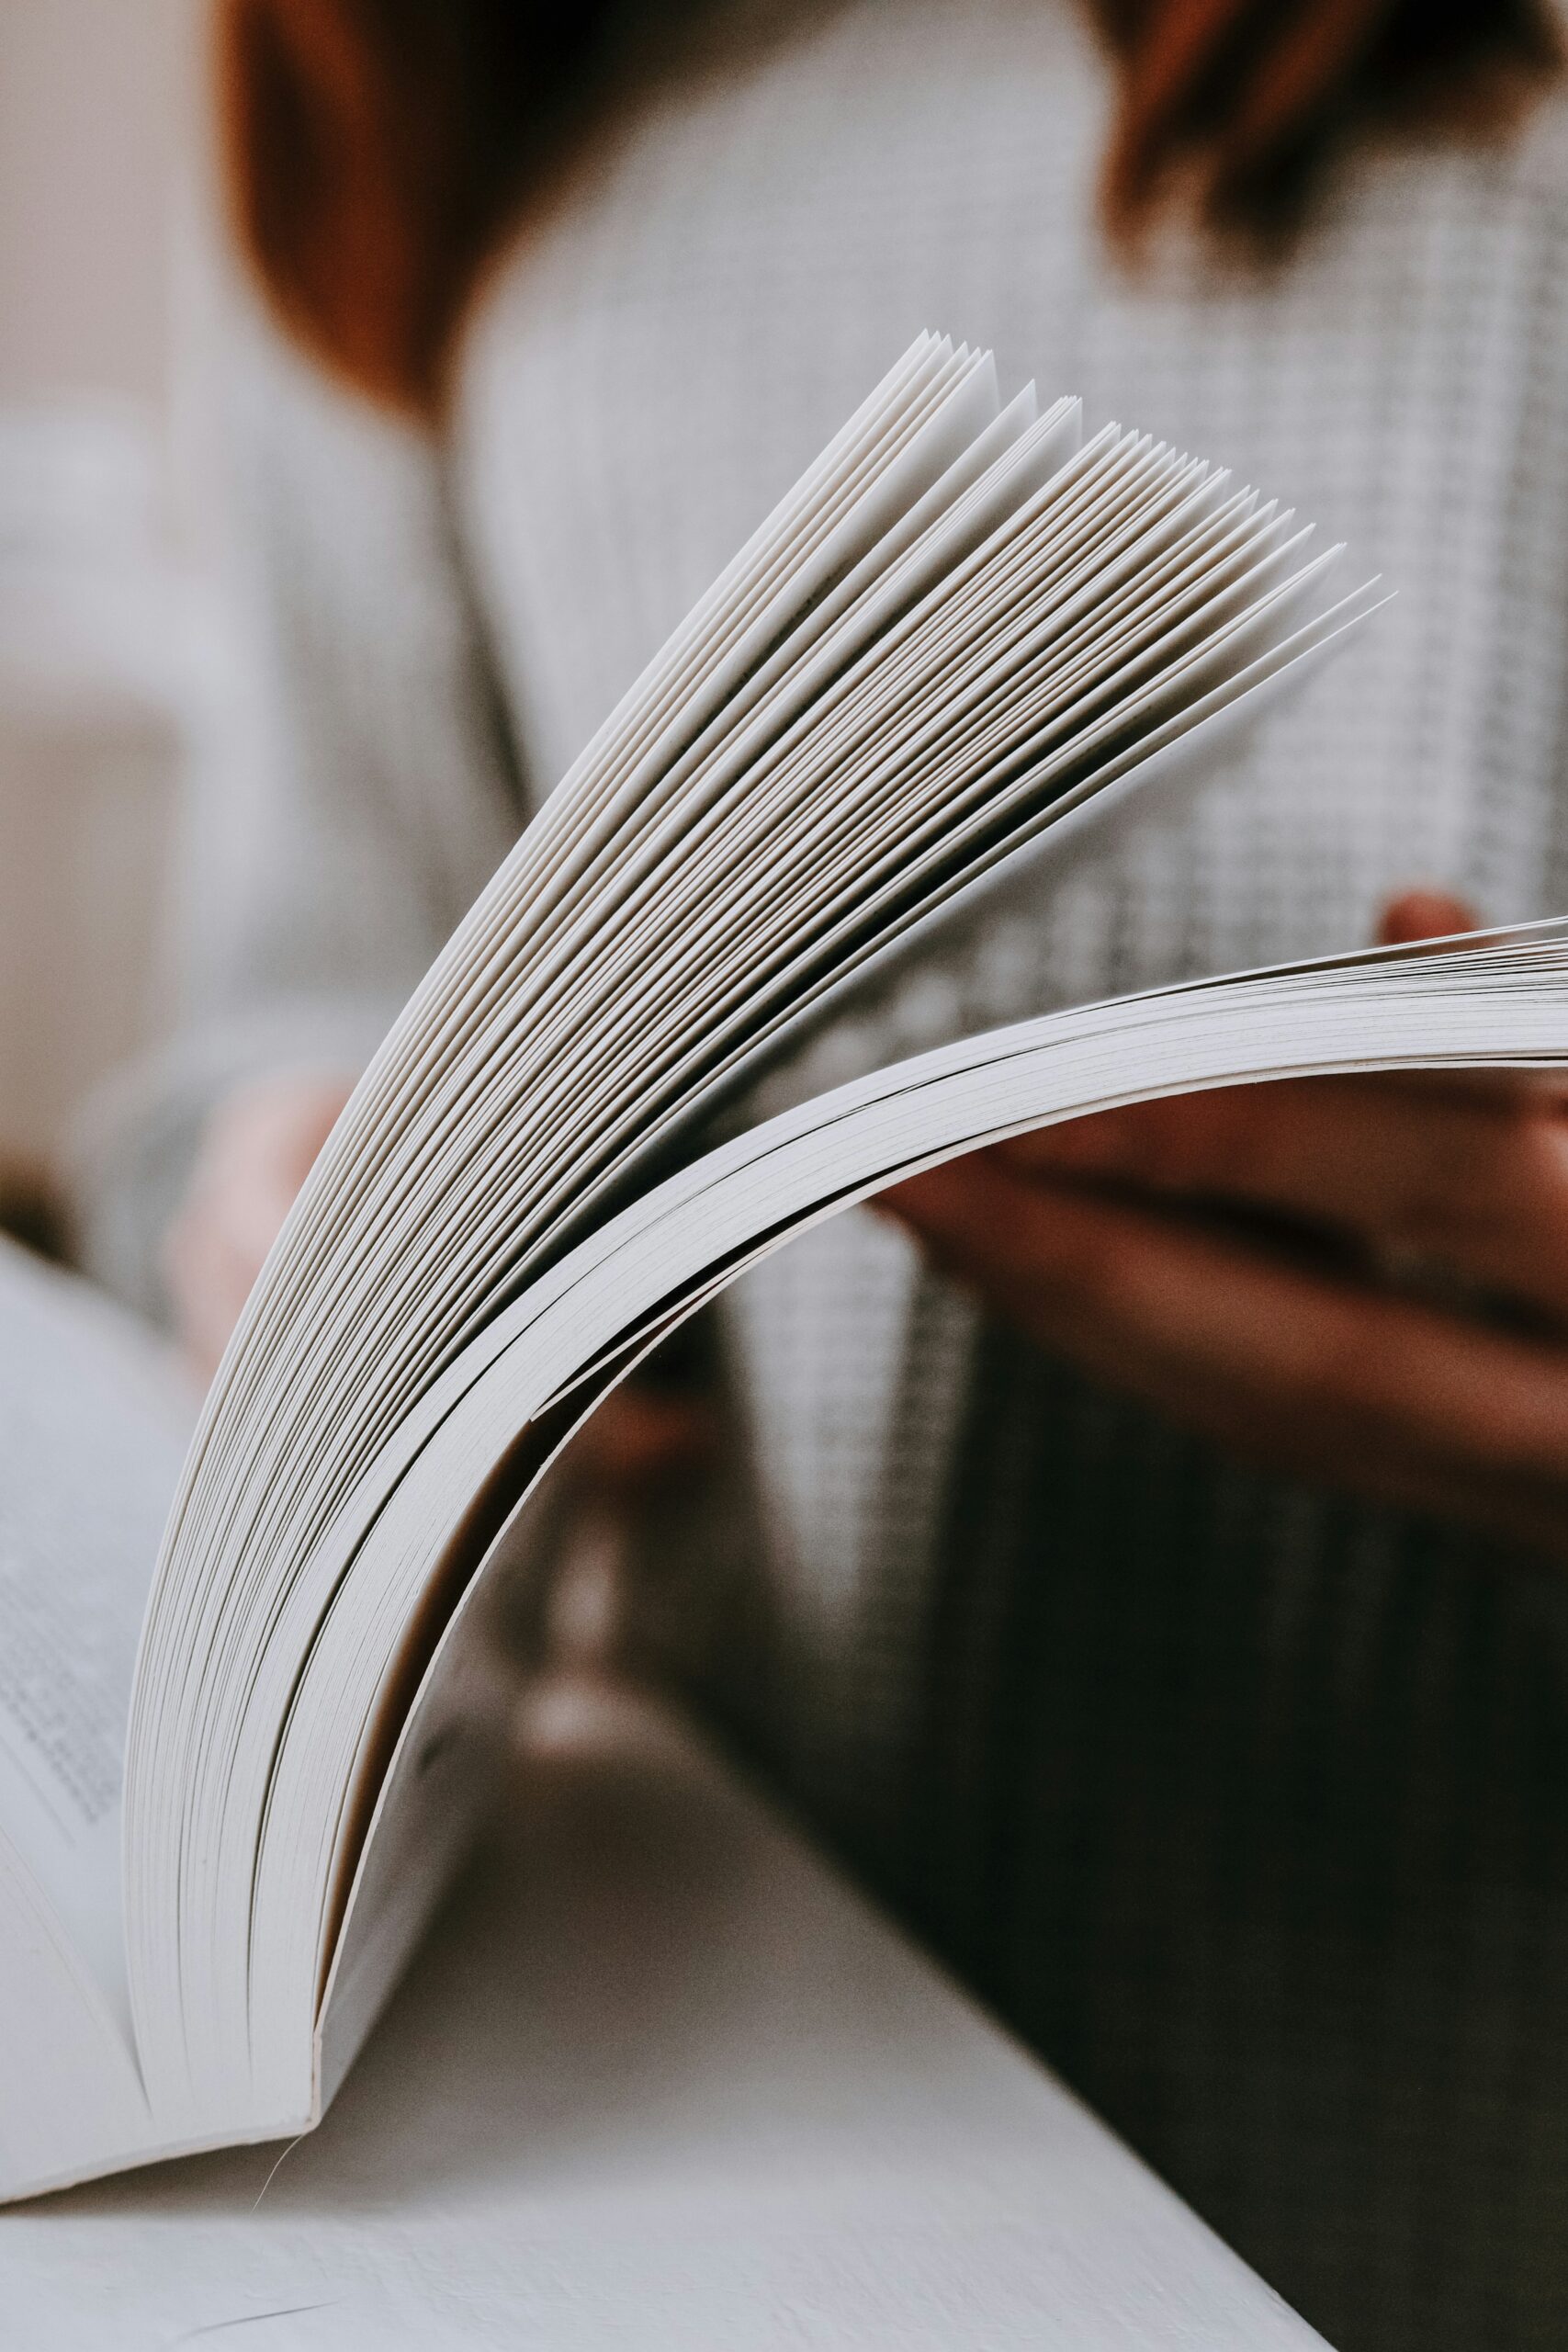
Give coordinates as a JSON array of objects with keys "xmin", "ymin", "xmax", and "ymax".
[
  {"xmin": 164, "ymin": 1072, "xmax": 355, "ymax": 1381},
  {"xmin": 877, "ymin": 892, "xmax": 1568, "ymax": 1563},
  {"xmin": 162, "ymin": 1074, "xmax": 716, "ymax": 1495}
]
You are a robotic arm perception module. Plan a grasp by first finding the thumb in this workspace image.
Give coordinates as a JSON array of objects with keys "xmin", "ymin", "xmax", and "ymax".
[{"xmin": 1377, "ymin": 887, "xmax": 1478, "ymax": 947}]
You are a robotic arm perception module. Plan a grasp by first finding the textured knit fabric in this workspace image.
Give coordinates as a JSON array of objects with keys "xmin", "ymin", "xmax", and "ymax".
[
  {"xmin": 77, "ymin": 4, "xmax": 1568, "ymax": 2344},
  {"xmin": 73, "ymin": 312, "xmax": 523, "ymax": 1323}
]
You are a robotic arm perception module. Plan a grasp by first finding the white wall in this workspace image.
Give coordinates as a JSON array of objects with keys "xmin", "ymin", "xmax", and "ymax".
[
  {"xmin": 0, "ymin": 0, "xmax": 211, "ymax": 1168},
  {"xmin": 0, "ymin": 0, "xmax": 197, "ymax": 415}
]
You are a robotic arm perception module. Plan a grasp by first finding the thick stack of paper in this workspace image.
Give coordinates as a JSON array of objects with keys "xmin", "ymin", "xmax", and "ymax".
[{"xmin": 2, "ymin": 336, "xmax": 1562, "ymax": 2204}]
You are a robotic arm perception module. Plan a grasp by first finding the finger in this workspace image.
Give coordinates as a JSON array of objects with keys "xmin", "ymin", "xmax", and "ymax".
[
  {"xmin": 880, "ymin": 1155, "xmax": 1568, "ymax": 1553},
  {"xmin": 162, "ymin": 1206, "xmax": 252, "ymax": 1385},
  {"xmin": 164, "ymin": 1158, "xmax": 299, "ymax": 1375},
  {"xmin": 1377, "ymin": 887, "xmax": 1478, "ymax": 946},
  {"xmin": 991, "ymin": 1079, "xmax": 1568, "ymax": 1319},
  {"xmin": 220, "ymin": 1168, "xmax": 307, "ymax": 1280}
]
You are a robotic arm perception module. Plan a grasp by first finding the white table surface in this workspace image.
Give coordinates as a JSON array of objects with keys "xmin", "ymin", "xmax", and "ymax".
[{"xmin": 3, "ymin": 1679, "xmax": 1327, "ymax": 2349}]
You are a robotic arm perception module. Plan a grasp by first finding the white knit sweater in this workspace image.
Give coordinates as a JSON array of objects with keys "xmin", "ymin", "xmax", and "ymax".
[{"xmin": 81, "ymin": 6, "xmax": 1568, "ymax": 2343}]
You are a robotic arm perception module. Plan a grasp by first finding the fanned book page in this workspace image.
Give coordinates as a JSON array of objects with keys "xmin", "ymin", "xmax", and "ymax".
[{"xmin": 2, "ymin": 334, "xmax": 1564, "ymax": 2205}]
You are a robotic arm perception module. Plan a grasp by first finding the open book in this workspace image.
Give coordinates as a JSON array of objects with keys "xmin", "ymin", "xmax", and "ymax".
[{"xmin": 5, "ymin": 334, "xmax": 1566, "ymax": 2203}]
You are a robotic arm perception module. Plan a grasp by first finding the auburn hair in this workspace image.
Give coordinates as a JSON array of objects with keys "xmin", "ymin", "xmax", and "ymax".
[{"xmin": 218, "ymin": 0, "xmax": 1563, "ymax": 413}]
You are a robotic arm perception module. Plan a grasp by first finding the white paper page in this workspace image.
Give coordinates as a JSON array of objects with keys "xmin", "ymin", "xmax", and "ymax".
[
  {"xmin": 442, "ymin": 459, "xmax": 1274, "ymax": 1170},
  {"xmin": 0, "ymin": 1241, "xmax": 193, "ymax": 2023},
  {"xmin": 243, "ymin": 931, "xmax": 1568, "ymax": 2128},
  {"xmin": 394, "ymin": 540, "xmax": 1352, "ymax": 1329},
  {"xmin": 469, "ymin": 390, "xmax": 1074, "ymax": 1068},
  {"xmin": 157, "ymin": 392, "xmax": 1305, "ymax": 1598},
  {"xmin": 127, "ymin": 348, "xmax": 1393, "ymax": 2117},
  {"xmin": 135, "ymin": 344, "xmax": 997, "ymax": 1576},
  {"xmin": 714, "ymin": 582, "xmax": 1389, "ymax": 1102},
  {"xmin": 350, "ymin": 461, "xmax": 1297, "ymax": 1338},
  {"xmin": 160, "ymin": 524, "xmax": 1363, "ymax": 1787}
]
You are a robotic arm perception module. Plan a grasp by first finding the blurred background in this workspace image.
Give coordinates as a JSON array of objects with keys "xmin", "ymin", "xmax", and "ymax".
[{"xmin": 0, "ymin": 0, "xmax": 218, "ymax": 1234}]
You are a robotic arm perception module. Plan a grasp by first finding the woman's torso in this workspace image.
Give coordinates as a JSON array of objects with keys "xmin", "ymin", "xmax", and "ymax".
[{"xmin": 452, "ymin": 6, "xmax": 1568, "ymax": 2342}]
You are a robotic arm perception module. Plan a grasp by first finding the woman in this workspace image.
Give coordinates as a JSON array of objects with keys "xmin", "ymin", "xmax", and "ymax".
[{"xmin": 81, "ymin": 3, "xmax": 1568, "ymax": 2341}]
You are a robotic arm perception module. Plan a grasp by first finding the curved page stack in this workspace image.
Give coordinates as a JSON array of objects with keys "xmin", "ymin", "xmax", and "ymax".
[{"xmin": 3, "ymin": 334, "xmax": 1565, "ymax": 2199}]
